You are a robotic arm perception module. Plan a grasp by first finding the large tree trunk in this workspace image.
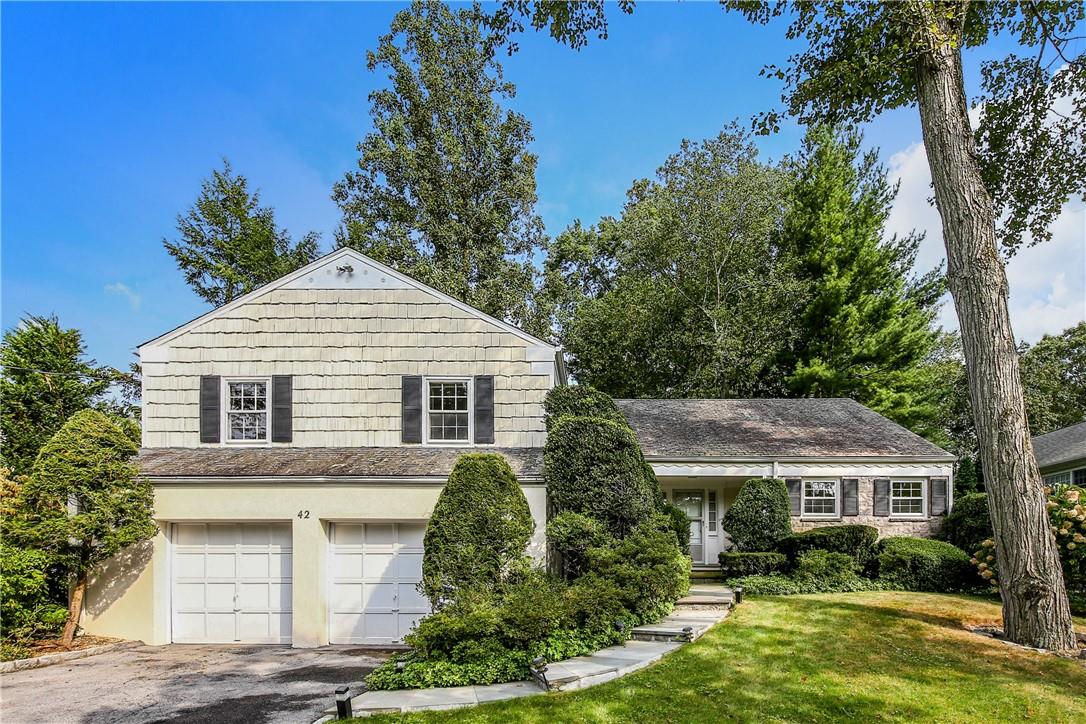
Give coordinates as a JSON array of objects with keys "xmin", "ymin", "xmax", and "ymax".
[
  {"xmin": 61, "ymin": 571, "xmax": 88, "ymax": 648},
  {"xmin": 911, "ymin": 8, "xmax": 1076, "ymax": 650}
]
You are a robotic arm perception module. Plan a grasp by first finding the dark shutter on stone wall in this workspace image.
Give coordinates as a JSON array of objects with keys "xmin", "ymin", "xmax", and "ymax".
[
  {"xmin": 271, "ymin": 375, "xmax": 293, "ymax": 443},
  {"xmin": 873, "ymin": 478, "xmax": 891, "ymax": 516},
  {"xmin": 786, "ymin": 478, "xmax": 802, "ymax": 516},
  {"xmin": 929, "ymin": 477, "xmax": 948, "ymax": 516},
  {"xmin": 842, "ymin": 478, "xmax": 859, "ymax": 516},
  {"xmin": 199, "ymin": 376, "xmax": 221, "ymax": 443},
  {"xmin": 401, "ymin": 376, "xmax": 423, "ymax": 444},
  {"xmin": 474, "ymin": 375, "xmax": 495, "ymax": 444}
]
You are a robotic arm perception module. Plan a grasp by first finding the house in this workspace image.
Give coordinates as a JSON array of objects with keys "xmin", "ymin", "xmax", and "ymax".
[
  {"xmin": 81, "ymin": 248, "xmax": 955, "ymax": 648},
  {"xmin": 1033, "ymin": 421, "xmax": 1086, "ymax": 487}
]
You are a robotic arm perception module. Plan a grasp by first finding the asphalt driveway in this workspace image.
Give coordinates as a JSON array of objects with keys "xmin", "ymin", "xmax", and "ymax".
[{"xmin": 0, "ymin": 644, "xmax": 388, "ymax": 724}]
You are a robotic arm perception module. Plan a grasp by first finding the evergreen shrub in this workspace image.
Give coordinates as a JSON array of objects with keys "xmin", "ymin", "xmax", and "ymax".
[{"xmin": 721, "ymin": 478, "xmax": 792, "ymax": 552}]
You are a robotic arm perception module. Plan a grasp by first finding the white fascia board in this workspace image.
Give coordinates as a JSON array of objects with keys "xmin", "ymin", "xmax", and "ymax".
[
  {"xmin": 147, "ymin": 475, "xmax": 546, "ymax": 486},
  {"xmin": 139, "ymin": 247, "xmax": 558, "ymax": 352}
]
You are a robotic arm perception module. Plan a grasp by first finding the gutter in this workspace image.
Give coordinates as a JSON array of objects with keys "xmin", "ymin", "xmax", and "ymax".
[{"xmin": 146, "ymin": 475, "xmax": 546, "ymax": 486}]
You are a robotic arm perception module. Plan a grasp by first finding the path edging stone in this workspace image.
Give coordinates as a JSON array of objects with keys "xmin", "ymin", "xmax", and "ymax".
[{"xmin": 0, "ymin": 641, "xmax": 141, "ymax": 673}]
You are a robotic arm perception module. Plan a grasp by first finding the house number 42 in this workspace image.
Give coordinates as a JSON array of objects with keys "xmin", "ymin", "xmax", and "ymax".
[{"xmin": 297, "ymin": 510, "xmax": 310, "ymax": 519}]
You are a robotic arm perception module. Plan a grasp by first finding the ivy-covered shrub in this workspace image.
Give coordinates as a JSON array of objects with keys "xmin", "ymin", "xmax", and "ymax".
[
  {"xmin": 719, "ymin": 551, "xmax": 788, "ymax": 578},
  {"xmin": 545, "ymin": 416, "xmax": 657, "ymax": 537},
  {"xmin": 875, "ymin": 537, "xmax": 975, "ymax": 592},
  {"xmin": 0, "ymin": 545, "xmax": 68, "ymax": 658},
  {"xmin": 778, "ymin": 524, "xmax": 879, "ymax": 569},
  {"xmin": 542, "ymin": 385, "xmax": 627, "ymax": 431},
  {"xmin": 731, "ymin": 551, "xmax": 880, "ymax": 595},
  {"xmin": 421, "ymin": 453, "xmax": 534, "ymax": 604},
  {"xmin": 547, "ymin": 511, "xmax": 613, "ymax": 580},
  {"xmin": 939, "ymin": 493, "xmax": 992, "ymax": 552},
  {"xmin": 721, "ymin": 478, "xmax": 792, "ymax": 552}
]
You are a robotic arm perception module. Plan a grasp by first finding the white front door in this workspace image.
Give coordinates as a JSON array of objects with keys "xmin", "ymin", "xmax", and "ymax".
[
  {"xmin": 171, "ymin": 522, "xmax": 293, "ymax": 644},
  {"xmin": 672, "ymin": 490, "xmax": 705, "ymax": 564},
  {"xmin": 328, "ymin": 522, "xmax": 430, "ymax": 644}
]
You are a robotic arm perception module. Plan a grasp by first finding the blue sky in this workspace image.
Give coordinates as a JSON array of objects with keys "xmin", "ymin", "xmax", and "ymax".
[{"xmin": 3, "ymin": 1, "xmax": 1083, "ymax": 372}]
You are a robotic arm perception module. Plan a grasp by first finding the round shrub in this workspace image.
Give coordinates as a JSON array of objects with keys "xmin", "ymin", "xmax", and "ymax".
[
  {"xmin": 722, "ymin": 478, "xmax": 792, "ymax": 552},
  {"xmin": 546, "ymin": 511, "xmax": 613, "ymax": 580},
  {"xmin": 421, "ymin": 453, "xmax": 534, "ymax": 604},
  {"xmin": 778, "ymin": 524, "xmax": 879, "ymax": 569},
  {"xmin": 876, "ymin": 536, "xmax": 975, "ymax": 592},
  {"xmin": 939, "ymin": 493, "xmax": 992, "ymax": 552},
  {"xmin": 544, "ymin": 416, "xmax": 657, "ymax": 538},
  {"xmin": 543, "ymin": 385, "xmax": 626, "ymax": 431},
  {"xmin": 719, "ymin": 551, "xmax": 788, "ymax": 578}
]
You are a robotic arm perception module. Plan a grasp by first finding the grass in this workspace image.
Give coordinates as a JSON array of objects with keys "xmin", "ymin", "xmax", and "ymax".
[{"xmin": 355, "ymin": 592, "xmax": 1086, "ymax": 723}]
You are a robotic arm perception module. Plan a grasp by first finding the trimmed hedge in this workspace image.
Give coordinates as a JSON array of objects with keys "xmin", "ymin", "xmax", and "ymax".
[
  {"xmin": 939, "ymin": 493, "xmax": 992, "ymax": 553},
  {"xmin": 547, "ymin": 511, "xmax": 613, "ymax": 580},
  {"xmin": 544, "ymin": 416, "xmax": 657, "ymax": 537},
  {"xmin": 721, "ymin": 478, "xmax": 792, "ymax": 552},
  {"xmin": 719, "ymin": 551, "xmax": 788, "ymax": 578},
  {"xmin": 421, "ymin": 453, "xmax": 534, "ymax": 604},
  {"xmin": 542, "ymin": 385, "xmax": 627, "ymax": 432},
  {"xmin": 876, "ymin": 536, "xmax": 975, "ymax": 592},
  {"xmin": 778, "ymin": 524, "xmax": 879, "ymax": 568},
  {"xmin": 732, "ymin": 551, "xmax": 881, "ymax": 595}
]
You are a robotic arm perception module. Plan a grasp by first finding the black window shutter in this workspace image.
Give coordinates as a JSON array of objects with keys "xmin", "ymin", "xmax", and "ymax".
[
  {"xmin": 929, "ymin": 477, "xmax": 948, "ymax": 516},
  {"xmin": 401, "ymin": 376, "xmax": 423, "ymax": 444},
  {"xmin": 785, "ymin": 478, "xmax": 802, "ymax": 516},
  {"xmin": 474, "ymin": 375, "xmax": 495, "ymax": 444},
  {"xmin": 873, "ymin": 478, "xmax": 891, "ymax": 516},
  {"xmin": 842, "ymin": 478, "xmax": 859, "ymax": 516},
  {"xmin": 199, "ymin": 375, "xmax": 221, "ymax": 443},
  {"xmin": 271, "ymin": 375, "xmax": 293, "ymax": 443}
]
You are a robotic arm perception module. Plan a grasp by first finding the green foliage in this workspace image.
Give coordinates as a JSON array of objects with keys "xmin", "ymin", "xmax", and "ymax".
[
  {"xmin": 954, "ymin": 456, "xmax": 982, "ymax": 497},
  {"xmin": 719, "ymin": 552, "xmax": 788, "ymax": 579},
  {"xmin": 875, "ymin": 537, "xmax": 975, "ymax": 592},
  {"xmin": 163, "ymin": 160, "xmax": 319, "ymax": 308},
  {"xmin": 939, "ymin": 493, "xmax": 992, "ymax": 553},
  {"xmin": 544, "ymin": 416, "xmax": 656, "ymax": 538},
  {"xmin": 722, "ymin": 478, "xmax": 792, "ymax": 552},
  {"xmin": 334, "ymin": 1, "xmax": 549, "ymax": 337},
  {"xmin": 661, "ymin": 501, "xmax": 692, "ymax": 557},
  {"xmin": 777, "ymin": 525, "xmax": 879, "ymax": 569},
  {"xmin": 1020, "ymin": 322, "xmax": 1086, "ymax": 436},
  {"xmin": 779, "ymin": 125, "xmax": 943, "ymax": 429},
  {"xmin": 542, "ymin": 385, "xmax": 625, "ymax": 432},
  {"xmin": 546, "ymin": 511, "xmax": 613, "ymax": 580},
  {"xmin": 0, "ymin": 316, "xmax": 114, "ymax": 476},
  {"xmin": 0, "ymin": 545, "xmax": 68, "ymax": 649},
  {"xmin": 546, "ymin": 127, "xmax": 801, "ymax": 397},
  {"xmin": 733, "ymin": 550, "xmax": 880, "ymax": 595},
  {"xmin": 421, "ymin": 453, "xmax": 534, "ymax": 604}
]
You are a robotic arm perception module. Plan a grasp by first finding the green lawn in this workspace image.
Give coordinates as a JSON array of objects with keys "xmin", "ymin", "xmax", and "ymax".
[{"xmin": 359, "ymin": 592, "xmax": 1086, "ymax": 723}]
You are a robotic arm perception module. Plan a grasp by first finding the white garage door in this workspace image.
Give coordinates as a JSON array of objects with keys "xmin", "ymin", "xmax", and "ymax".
[
  {"xmin": 328, "ymin": 522, "xmax": 430, "ymax": 644},
  {"xmin": 171, "ymin": 523, "xmax": 292, "ymax": 644}
]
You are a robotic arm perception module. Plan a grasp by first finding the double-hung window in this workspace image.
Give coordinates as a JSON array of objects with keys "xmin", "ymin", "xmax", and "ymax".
[
  {"xmin": 890, "ymin": 479, "xmax": 925, "ymax": 517},
  {"xmin": 1043, "ymin": 471, "xmax": 1072, "ymax": 488},
  {"xmin": 225, "ymin": 379, "xmax": 269, "ymax": 442},
  {"xmin": 803, "ymin": 480, "xmax": 839, "ymax": 518},
  {"xmin": 426, "ymin": 379, "xmax": 470, "ymax": 443}
]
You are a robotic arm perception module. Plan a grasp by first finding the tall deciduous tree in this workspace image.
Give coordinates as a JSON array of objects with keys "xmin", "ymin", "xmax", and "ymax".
[
  {"xmin": 780, "ymin": 126, "xmax": 944, "ymax": 429},
  {"xmin": 549, "ymin": 128, "xmax": 802, "ymax": 397},
  {"xmin": 164, "ymin": 160, "xmax": 320, "ymax": 308},
  {"xmin": 1020, "ymin": 322, "xmax": 1086, "ymax": 435},
  {"xmin": 20, "ymin": 410, "xmax": 156, "ymax": 646},
  {"xmin": 333, "ymin": 1, "xmax": 549, "ymax": 337},
  {"xmin": 0, "ymin": 316, "xmax": 113, "ymax": 476}
]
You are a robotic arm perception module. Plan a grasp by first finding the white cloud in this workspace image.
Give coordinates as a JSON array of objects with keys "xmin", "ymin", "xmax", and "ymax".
[
  {"xmin": 105, "ymin": 282, "xmax": 141, "ymax": 311},
  {"xmin": 884, "ymin": 141, "xmax": 1085, "ymax": 344}
]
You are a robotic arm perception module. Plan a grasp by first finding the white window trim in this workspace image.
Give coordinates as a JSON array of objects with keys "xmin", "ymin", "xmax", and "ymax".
[
  {"xmin": 1043, "ymin": 471, "xmax": 1074, "ymax": 487},
  {"xmin": 422, "ymin": 376, "xmax": 473, "ymax": 447},
  {"xmin": 889, "ymin": 478, "xmax": 927, "ymax": 518},
  {"xmin": 801, "ymin": 478, "xmax": 840, "ymax": 519},
  {"xmin": 221, "ymin": 377, "xmax": 272, "ymax": 446}
]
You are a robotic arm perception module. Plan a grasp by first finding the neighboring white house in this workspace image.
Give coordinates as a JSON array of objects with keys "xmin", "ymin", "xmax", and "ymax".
[
  {"xmin": 82, "ymin": 248, "xmax": 955, "ymax": 648},
  {"xmin": 1033, "ymin": 421, "xmax": 1086, "ymax": 487}
]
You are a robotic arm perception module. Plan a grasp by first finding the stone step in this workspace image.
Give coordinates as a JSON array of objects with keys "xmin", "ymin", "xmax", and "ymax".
[{"xmin": 630, "ymin": 608, "xmax": 731, "ymax": 643}]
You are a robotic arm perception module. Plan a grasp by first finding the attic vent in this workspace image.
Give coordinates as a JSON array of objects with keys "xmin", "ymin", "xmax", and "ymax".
[{"xmin": 336, "ymin": 264, "xmax": 354, "ymax": 275}]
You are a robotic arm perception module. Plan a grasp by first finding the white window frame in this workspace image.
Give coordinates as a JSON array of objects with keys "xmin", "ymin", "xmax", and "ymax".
[
  {"xmin": 801, "ymin": 479, "xmax": 840, "ymax": 519},
  {"xmin": 423, "ymin": 376, "xmax": 473, "ymax": 446},
  {"xmin": 221, "ymin": 377, "xmax": 272, "ymax": 445},
  {"xmin": 1042, "ymin": 471, "xmax": 1073, "ymax": 487},
  {"xmin": 890, "ymin": 478, "xmax": 927, "ymax": 518}
]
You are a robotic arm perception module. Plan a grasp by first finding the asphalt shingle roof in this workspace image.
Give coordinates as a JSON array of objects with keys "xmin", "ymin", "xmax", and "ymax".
[
  {"xmin": 1032, "ymin": 421, "xmax": 1086, "ymax": 471},
  {"xmin": 615, "ymin": 398, "xmax": 953, "ymax": 459},
  {"xmin": 137, "ymin": 446, "xmax": 543, "ymax": 480}
]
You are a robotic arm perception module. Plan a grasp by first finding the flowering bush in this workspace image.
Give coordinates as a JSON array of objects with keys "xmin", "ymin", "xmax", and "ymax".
[{"xmin": 970, "ymin": 486, "xmax": 1086, "ymax": 593}]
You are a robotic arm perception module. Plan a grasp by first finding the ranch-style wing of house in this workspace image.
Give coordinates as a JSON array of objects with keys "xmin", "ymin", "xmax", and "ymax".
[{"xmin": 82, "ymin": 248, "xmax": 956, "ymax": 649}]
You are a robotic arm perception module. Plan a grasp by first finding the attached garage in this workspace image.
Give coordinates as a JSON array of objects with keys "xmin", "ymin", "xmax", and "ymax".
[
  {"xmin": 328, "ymin": 522, "xmax": 430, "ymax": 644},
  {"xmin": 171, "ymin": 523, "xmax": 292, "ymax": 644}
]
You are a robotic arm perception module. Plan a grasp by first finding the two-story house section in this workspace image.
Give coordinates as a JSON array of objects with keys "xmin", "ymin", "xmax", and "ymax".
[{"xmin": 82, "ymin": 248, "xmax": 563, "ymax": 648}]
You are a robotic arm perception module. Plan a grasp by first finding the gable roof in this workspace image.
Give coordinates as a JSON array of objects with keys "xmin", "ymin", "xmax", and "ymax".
[
  {"xmin": 1032, "ymin": 421, "xmax": 1086, "ymax": 471},
  {"xmin": 615, "ymin": 398, "xmax": 953, "ymax": 460},
  {"xmin": 139, "ymin": 247, "xmax": 557, "ymax": 351}
]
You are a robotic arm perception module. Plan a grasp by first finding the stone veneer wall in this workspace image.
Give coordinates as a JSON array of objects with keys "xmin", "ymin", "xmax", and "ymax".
[{"xmin": 789, "ymin": 476, "xmax": 944, "ymax": 538}]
